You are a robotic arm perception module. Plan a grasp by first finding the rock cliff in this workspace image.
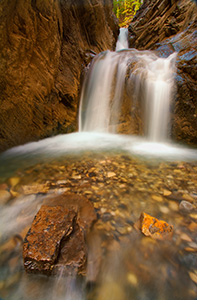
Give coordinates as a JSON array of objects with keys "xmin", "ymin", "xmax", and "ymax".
[
  {"xmin": 0, "ymin": 0, "xmax": 118, "ymax": 151},
  {"xmin": 128, "ymin": 0, "xmax": 197, "ymax": 145}
]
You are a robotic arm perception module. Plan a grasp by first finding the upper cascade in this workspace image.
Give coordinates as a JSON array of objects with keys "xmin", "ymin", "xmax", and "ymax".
[
  {"xmin": 116, "ymin": 28, "xmax": 129, "ymax": 51},
  {"xmin": 79, "ymin": 29, "xmax": 177, "ymax": 143}
]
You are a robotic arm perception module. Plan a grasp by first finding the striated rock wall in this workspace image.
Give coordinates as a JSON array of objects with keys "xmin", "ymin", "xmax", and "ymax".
[
  {"xmin": 0, "ymin": 0, "xmax": 118, "ymax": 152},
  {"xmin": 155, "ymin": 22, "xmax": 197, "ymax": 145},
  {"xmin": 128, "ymin": 0, "xmax": 197, "ymax": 145},
  {"xmin": 128, "ymin": 0, "xmax": 196, "ymax": 50}
]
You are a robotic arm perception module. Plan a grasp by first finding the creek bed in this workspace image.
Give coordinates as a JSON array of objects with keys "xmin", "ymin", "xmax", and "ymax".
[{"xmin": 0, "ymin": 145, "xmax": 196, "ymax": 300}]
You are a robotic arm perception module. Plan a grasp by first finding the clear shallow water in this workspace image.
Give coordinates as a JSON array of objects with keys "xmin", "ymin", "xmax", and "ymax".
[
  {"xmin": 0, "ymin": 132, "xmax": 196, "ymax": 180},
  {"xmin": 0, "ymin": 132, "xmax": 197, "ymax": 300}
]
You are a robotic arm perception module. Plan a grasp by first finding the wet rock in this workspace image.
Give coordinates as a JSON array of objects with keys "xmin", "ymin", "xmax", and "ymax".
[
  {"xmin": 127, "ymin": 272, "xmax": 138, "ymax": 286},
  {"xmin": 163, "ymin": 189, "xmax": 172, "ymax": 196},
  {"xmin": 151, "ymin": 195, "xmax": 163, "ymax": 202},
  {"xmin": 22, "ymin": 184, "xmax": 49, "ymax": 195},
  {"xmin": 23, "ymin": 193, "xmax": 97, "ymax": 276},
  {"xmin": 107, "ymin": 172, "xmax": 116, "ymax": 178},
  {"xmin": 23, "ymin": 205, "xmax": 76, "ymax": 275},
  {"xmin": 53, "ymin": 222, "xmax": 87, "ymax": 276},
  {"xmin": 135, "ymin": 212, "xmax": 173, "ymax": 239},
  {"xmin": 43, "ymin": 193, "xmax": 97, "ymax": 234},
  {"xmin": 179, "ymin": 200, "xmax": 194, "ymax": 213}
]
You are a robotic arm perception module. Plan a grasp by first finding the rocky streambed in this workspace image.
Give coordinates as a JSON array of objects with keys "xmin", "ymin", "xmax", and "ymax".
[{"xmin": 0, "ymin": 149, "xmax": 196, "ymax": 300}]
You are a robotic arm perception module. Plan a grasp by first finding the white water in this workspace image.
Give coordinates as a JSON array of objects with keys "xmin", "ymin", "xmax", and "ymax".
[
  {"xmin": 116, "ymin": 28, "xmax": 129, "ymax": 51},
  {"xmin": 144, "ymin": 54, "xmax": 177, "ymax": 141},
  {"xmin": 79, "ymin": 29, "xmax": 177, "ymax": 143}
]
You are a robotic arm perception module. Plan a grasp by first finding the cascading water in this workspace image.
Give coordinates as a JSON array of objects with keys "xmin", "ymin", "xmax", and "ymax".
[
  {"xmin": 115, "ymin": 28, "xmax": 129, "ymax": 51},
  {"xmin": 143, "ymin": 54, "xmax": 176, "ymax": 141},
  {"xmin": 78, "ymin": 51, "xmax": 129, "ymax": 133},
  {"xmin": 79, "ymin": 28, "xmax": 177, "ymax": 142}
]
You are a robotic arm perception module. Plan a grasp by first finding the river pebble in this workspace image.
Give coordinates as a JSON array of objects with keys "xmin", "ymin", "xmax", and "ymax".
[{"xmin": 179, "ymin": 200, "xmax": 194, "ymax": 213}]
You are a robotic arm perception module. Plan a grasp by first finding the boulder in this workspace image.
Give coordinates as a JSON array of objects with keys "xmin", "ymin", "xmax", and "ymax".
[
  {"xmin": 23, "ymin": 205, "xmax": 76, "ymax": 275},
  {"xmin": 23, "ymin": 193, "xmax": 97, "ymax": 276},
  {"xmin": 0, "ymin": 0, "xmax": 119, "ymax": 151}
]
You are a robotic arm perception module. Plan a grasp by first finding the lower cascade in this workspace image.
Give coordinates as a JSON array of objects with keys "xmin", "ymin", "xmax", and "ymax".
[
  {"xmin": 0, "ymin": 28, "xmax": 196, "ymax": 300},
  {"xmin": 79, "ymin": 28, "xmax": 177, "ymax": 143}
]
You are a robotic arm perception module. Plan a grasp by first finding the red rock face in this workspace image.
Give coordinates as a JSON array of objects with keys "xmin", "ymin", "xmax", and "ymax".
[
  {"xmin": 0, "ymin": 0, "xmax": 119, "ymax": 152},
  {"xmin": 23, "ymin": 193, "xmax": 97, "ymax": 276}
]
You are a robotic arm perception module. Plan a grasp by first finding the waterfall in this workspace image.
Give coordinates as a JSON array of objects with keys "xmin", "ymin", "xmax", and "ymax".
[
  {"xmin": 79, "ymin": 29, "xmax": 177, "ymax": 142},
  {"xmin": 143, "ymin": 54, "xmax": 177, "ymax": 141},
  {"xmin": 116, "ymin": 28, "xmax": 129, "ymax": 51}
]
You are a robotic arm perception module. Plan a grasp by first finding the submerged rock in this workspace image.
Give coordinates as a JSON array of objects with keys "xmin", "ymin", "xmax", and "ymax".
[
  {"xmin": 135, "ymin": 212, "xmax": 173, "ymax": 239},
  {"xmin": 179, "ymin": 200, "xmax": 194, "ymax": 213}
]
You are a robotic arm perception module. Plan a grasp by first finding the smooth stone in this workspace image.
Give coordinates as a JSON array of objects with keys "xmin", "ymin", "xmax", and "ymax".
[
  {"xmin": 107, "ymin": 172, "xmax": 116, "ymax": 178},
  {"xmin": 189, "ymin": 213, "xmax": 197, "ymax": 219},
  {"xmin": 163, "ymin": 189, "xmax": 172, "ymax": 196},
  {"xmin": 72, "ymin": 175, "xmax": 81, "ymax": 179},
  {"xmin": 180, "ymin": 233, "xmax": 192, "ymax": 242},
  {"xmin": 127, "ymin": 273, "xmax": 138, "ymax": 286},
  {"xmin": 179, "ymin": 201, "xmax": 194, "ymax": 213},
  {"xmin": 152, "ymin": 195, "xmax": 163, "ymax": 202},
  {"xmin": 159, "ymin": 205, "xmax": 170, "ymax": 214},
  {"xmin": 182, "ymin": 193, "xmax": 194, "ymax": 203},
  {"xmin": 168, "ymin": 201, "xmax": 179, "ymax": 211}
]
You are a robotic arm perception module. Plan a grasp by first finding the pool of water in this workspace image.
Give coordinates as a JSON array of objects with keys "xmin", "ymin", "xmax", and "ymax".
[{"xmin": 0, "ymin": 133, "xmax": 196, "ymax": 300}]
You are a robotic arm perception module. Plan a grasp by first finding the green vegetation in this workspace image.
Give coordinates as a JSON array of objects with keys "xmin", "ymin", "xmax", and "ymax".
[{"xmin": 113, "ymin": 0, "xmax": 143, "ymax": 27}]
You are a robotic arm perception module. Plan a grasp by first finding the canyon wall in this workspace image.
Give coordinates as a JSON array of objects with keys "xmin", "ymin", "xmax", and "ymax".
[{"xmin": 0, "ymin": 0, "xmax": 118, "ymax": 151}]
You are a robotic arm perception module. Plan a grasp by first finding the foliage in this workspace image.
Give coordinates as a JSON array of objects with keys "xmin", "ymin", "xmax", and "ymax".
[{"xmin": 113, "ymin": 0, "xmax": 143, "ymax": 27}]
